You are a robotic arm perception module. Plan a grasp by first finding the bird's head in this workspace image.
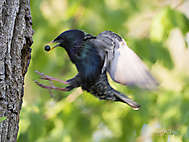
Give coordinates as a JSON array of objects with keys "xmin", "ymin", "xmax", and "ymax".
[{"xmin": 45, "ymin": 29, "xmax": 85, "ymax": 52}]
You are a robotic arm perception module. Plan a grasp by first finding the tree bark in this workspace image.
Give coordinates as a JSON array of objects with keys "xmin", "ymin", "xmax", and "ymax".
[{"xmin": 0, "ymin": 0, "xmax": 33, "ymax": 141}]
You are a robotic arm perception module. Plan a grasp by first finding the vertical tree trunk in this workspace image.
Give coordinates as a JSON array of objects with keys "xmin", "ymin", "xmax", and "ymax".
[{"xmin": 0, "ymin": 0, "xmax": 33, "ymax": 141}]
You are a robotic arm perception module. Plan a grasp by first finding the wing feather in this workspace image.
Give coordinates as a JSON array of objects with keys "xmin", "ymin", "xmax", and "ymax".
[{"xmin": 97, "ymin": 31, "xmax": 158, "ymax": 89}]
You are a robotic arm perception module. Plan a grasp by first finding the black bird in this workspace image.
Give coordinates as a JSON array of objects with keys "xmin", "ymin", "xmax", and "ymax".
[{"xmin": 43, "ymin": 29, "xmax": 158, "ymax": 110}]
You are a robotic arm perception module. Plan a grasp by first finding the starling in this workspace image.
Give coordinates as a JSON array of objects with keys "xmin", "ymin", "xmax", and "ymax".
[{"xmin": 42, "ymin": 29, "xmax": 158, "ymax": 110}]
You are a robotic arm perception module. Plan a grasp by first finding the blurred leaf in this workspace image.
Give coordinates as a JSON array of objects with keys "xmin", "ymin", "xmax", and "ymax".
[
  {"xmin": 0, "ymin": 116, "xmax": 6, "ymax": 122},
  {"xmin": 27, "ymin": 112, "xmax": 46, "ymax": 142},
  {"xmin": 150, "ymin": 7, "xmax": 189, "ymax": 42},
  {"xmin": 128, "ymin": 38, "xmax": 174, "ymax": 69}
]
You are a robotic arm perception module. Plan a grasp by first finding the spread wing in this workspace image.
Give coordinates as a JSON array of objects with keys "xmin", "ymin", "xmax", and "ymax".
[{"xmin": 96, "ymin": 31, "xmax": 158, "ymax": 89}]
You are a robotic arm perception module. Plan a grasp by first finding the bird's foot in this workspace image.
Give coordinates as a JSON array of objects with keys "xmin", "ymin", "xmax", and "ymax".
[
  {"xmin": 34, "ymin": 80, "xmax": 69, "ymax": 91},
  {"xmin": 35, "ymin": 70, "xmax": 68, "ymax": 84},
  {"xmin": 34, "ymin": 70, "xmax": 69, "ymax": 92}
]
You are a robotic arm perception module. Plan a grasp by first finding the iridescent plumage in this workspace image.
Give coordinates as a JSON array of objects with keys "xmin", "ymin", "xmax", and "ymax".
[{"xmin": 50, "ymin": 29, "xmax": 158, "ymax": 109}]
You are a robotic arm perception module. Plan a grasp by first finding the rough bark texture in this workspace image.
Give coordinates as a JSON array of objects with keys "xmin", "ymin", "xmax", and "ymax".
[{"xmin": 0, "ymin": 0, "xmax": 33, "ymax": 141}]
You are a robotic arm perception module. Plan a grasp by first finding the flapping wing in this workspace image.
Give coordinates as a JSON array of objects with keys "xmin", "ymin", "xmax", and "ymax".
[{"xmin": 97, "ymin": 31, "xmax": 158, "ymax": 89}]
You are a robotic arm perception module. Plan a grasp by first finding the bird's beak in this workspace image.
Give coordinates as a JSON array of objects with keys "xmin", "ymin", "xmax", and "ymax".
[{"xmin": 47, "ymin": 41, "xmax": 61, "ymax": 52}]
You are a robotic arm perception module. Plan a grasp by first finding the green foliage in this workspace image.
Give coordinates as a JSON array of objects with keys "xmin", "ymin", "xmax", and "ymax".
[
  {"xmin": 127, "ymin": 38, "xmax": 174, "ymax": 69},
  {"xmin": 0, "ymin": 116, "xmax": 6, "ymax": 122},
  {"xmin": 150, "ymin": 7, "xmax": 189, "ymax": 42},
  {"xmin": 19, "ymin": 0, "xmax": 189, "ymax": 142}
]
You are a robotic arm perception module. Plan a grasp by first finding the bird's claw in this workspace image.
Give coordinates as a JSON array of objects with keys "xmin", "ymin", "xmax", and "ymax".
[
  {"xmin": 34, "ymin": 80, "xmax": 69, "ymax": 91},
  {"xmin": 35, "ymin": 70, "xmax": 68, "ymax": 84},
  {"xmin": 34, "ymin": 70, "xmax": 70, "ymax": 92}
]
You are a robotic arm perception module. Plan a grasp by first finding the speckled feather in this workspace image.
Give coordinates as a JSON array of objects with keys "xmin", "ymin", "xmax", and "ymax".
[{"xmin": 66, "ymin": 72, "xmax": 140, "ymax": 109}]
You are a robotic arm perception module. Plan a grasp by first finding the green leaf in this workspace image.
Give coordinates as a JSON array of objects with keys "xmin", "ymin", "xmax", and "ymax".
[
  {"xmin": 150, "ymin": 7, "xmax": 189, "ymax": 42},
  {"xmin": 128, "ymin": 38, "xmax": 174, "ymax": 69},
  {"xmin": 0, "ymin": 116, "xmax": 7, "ymax": 122}
]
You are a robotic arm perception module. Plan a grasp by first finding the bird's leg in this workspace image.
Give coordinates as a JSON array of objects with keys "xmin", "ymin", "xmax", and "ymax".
[
  {"xmin": 35, "ymin": 80, "xmax": 69, "ymax": 91},
  {"xmin": 65, "ymin": 73, "xmax": 81, "ymax": 91},
  {"xmin": 35, "ymin": 71, "xmax": 81, "ymax": 92},
  {"xmin": 35, "ymin": 70, "xmax": 68, "ymax": 84}
]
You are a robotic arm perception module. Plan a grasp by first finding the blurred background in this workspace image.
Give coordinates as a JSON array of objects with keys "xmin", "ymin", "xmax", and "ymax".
[{"xmin": 18, "ymin": 0, "xmax": 189, "ymax": 141}]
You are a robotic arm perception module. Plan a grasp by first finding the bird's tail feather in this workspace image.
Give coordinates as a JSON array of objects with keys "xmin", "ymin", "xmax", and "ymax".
[{"xmin": 113, "ymin": 89, "xmax": 140, "ymax": 110}]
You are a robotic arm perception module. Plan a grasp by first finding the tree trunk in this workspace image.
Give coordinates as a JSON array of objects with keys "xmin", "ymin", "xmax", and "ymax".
[{"xmin": 0, "ymin": 0, "xmax": 33, "ymax": 141}]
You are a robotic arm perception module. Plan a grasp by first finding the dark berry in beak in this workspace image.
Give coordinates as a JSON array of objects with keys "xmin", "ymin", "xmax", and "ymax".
[{"xmin": 44, "ymin": 45, "xmax": 51, "ymax": 51}]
